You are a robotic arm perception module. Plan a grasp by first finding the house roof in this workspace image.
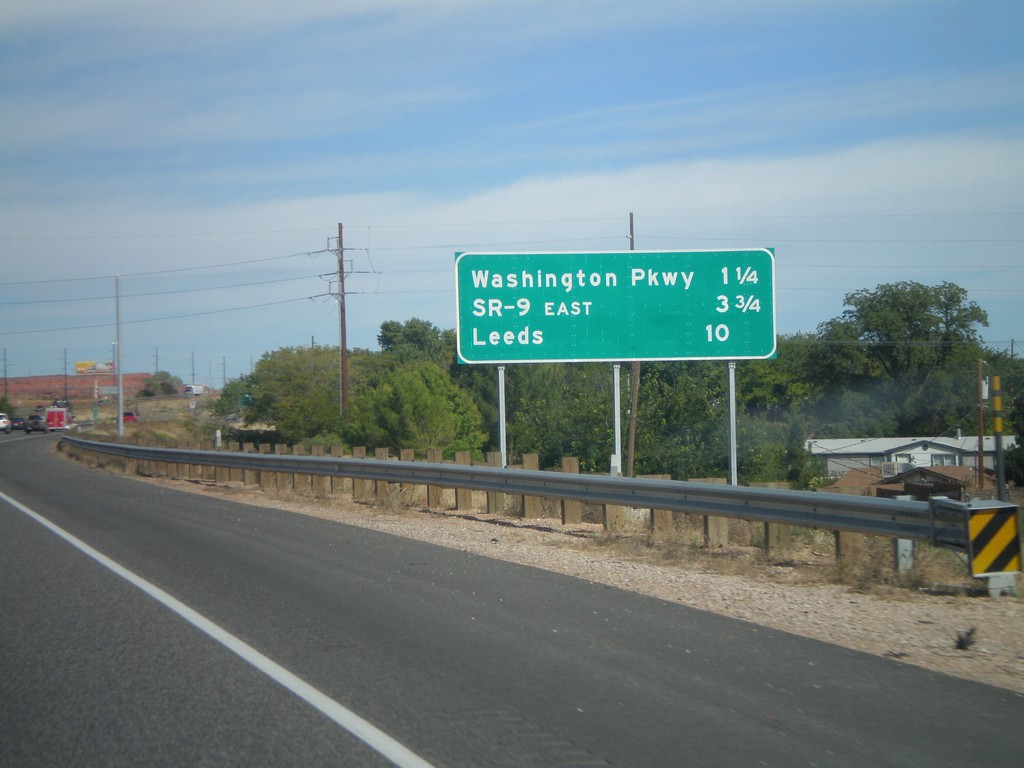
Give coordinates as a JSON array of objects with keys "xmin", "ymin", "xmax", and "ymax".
[
  {"xmin": 896, "ymin": 465, "xmax": 982, "ymax": 484},
  {"xmin": 824, "ymin": 463, "xmax": 991, "ymax": 495},
  {"xmin": 825, "ymin": 467, "xmax": 883, "ymax": 489},
  {"xmin": 806, "ymin": 435, "xmax": 1016, "ymax": 456}
]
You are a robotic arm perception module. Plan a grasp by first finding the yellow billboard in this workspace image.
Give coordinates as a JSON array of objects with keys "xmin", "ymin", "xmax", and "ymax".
[{"xmin": 75, "ymin": 361, "xmax": 113, "ymax": 374}]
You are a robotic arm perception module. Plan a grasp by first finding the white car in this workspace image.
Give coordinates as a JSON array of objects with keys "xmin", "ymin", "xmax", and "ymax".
[{"xmin": 0, "ymin": 413, "xmax": 10, "ymax": 433}]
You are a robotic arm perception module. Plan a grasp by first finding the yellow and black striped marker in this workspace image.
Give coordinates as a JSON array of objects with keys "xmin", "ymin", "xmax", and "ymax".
[{"xmin": 966, "ymin": 502, "xmax": 1021, "ymax": 577}]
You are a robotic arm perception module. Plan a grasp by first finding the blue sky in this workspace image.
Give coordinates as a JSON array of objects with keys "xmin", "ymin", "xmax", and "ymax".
[{"xmin": 1, "ymin": 0, "xmax": 1021, "ymax": 387}]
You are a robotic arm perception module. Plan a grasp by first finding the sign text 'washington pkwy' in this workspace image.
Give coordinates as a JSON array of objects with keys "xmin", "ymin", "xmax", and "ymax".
[{"xmin": 455, "ymin": 249, "xmax": 776, "ymax": 364}]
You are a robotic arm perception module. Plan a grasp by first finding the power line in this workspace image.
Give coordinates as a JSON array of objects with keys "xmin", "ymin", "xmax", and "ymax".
[
  {"xmin": 641, "ymin": 235, "xmax": 1024, "ymax": 245},
  {"xmin": 0, "ymin": 295, "xmax": 324, "ymax": 336},
  {"xmin": 2, "ymin": 250, "xmax": 332, "ymax": 287},
  {"xmin": 0, "ymin": 273, "xmax": 328, "ymax": 306},
  {"xmin": 776, "ymin": 286, "xmax": 1022, "ymax": 294},
  {"xmin": 643, "ymin": 211, "xmax": 1024, "ymax": 221},
  {"xmin": 354, "ymin": 235, "xmax": 624, "ymax": 254},
  {"xmin": 0, "ymin": 227, "xmax": 334, "ymax": 242}
]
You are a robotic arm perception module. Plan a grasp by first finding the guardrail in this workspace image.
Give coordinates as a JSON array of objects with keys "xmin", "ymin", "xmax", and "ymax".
[{"xmin": 62, "ymin": 435, "xmax": 976, "ymax": 550}]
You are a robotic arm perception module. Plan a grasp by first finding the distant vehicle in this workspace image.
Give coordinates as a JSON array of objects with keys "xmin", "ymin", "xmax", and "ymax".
[
  {"xmin": 0, "ymin": 413, "xmax": 10, "ymax": 433},
  {"xmin": 24, "ymin": 414, "xmax": 47, "ymax": 433},
  {"xmin": 45, "ymin": 407, "xmax": 71, "ymax": 431},
  {"xmin": 184, "ymin": 384, "xmax": 205, "ymax": 396},
  {"xmin": 10, "ymin": 416, "xmax": 25, "ymax": 431},
  {"xmin": 122, "ymin": 412, "xmax": 139, "ymax": 423}
]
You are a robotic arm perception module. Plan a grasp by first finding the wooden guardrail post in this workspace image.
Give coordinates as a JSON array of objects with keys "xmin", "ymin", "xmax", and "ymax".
[
  {"xmin": 426, "ymin": 448, "xmax": 444, "ymax": 508},
  {"xmin": 352, "ymin": 447, "xmax": 368, "ymax": 500},
  {"xmin": 202, "ymin": 441, "xmax": 217, "ymax": 482},
  {"xmin": 454, "ymin": 451, "xmax": 474, "ymax": 510},
  {"xmin": 188, "ymin": 440, "xmax": 204, "ymax": 481},
  {"xmin": 162, "ymin": 442, "xmax": 177, "ymax": 479},
  {"xmin": 520, "ymin": 453, "xmax": 543, "ymax": 519},
  {"xmin": 152, "ymin": 441, "xmax": 165, "ymax": 478},
  {"xmin": 242, "ymin": 443, "xmax": 257, "ymax": 486},
  {"xmin": 399, "ymin": 448, "xmax": 417, "ymax": 504},
  {"xmin": 257, "ymin": 443, "xmax": 271, "ymax": 489},
  {"xmin": 642, "ymin": 474, "xmax": 674, "ymax": 533},
  {"xmin": 765, "ymin": 522, "xmax": 792, "ymax": 557},
  {"xmin": 604, "ymin": 498, "xmax": 627, "ymax": 532},
  {"xmin": 560, "ymin": 457, "xmax": 582, "ymax": 525},
  {"xmin": 835, "ymin": 530, "xmax": 867, "ymax": 562},
  {"xmin": 124, "ymin": 439, "xmax": 139, "ymax": 477},
  {"xmin": 329, "ymin": 445, "xmax": 349, "ymax": 495},
  {"xmin": 174, "ymin": 441, "xmax": 187, "ymax": 479},
  {"xmin": 751, "ymin": 482, "xmax": 792, "ymax": 558},
  {"xmin": 374, "ymin": 447, "xmax": 391, "ymax": 501},
  {"xmin": 133, "ymin": 437, "xmax": 150, "ymax": 476},
  {"xmin": 215, "ymin": 441, "xmax": 233, "ymax": 485},
  {"xmin": 130, "ymin": 438, "xmax": 141, "ymax": 476},
  {"xmin": 273, "ymin": 444, "xmax": 289, "ymax": 491},
  {"xmin": 153, "ymin": 440, "xmax": 168, "ymax": 478},
  {"xmin": 310, "ymin": 445, "xmax": 329, "ymax": 495},
  {"xmin": 226, "ymin": 441, "xmax": 242, "ymax": 483},
  {"xmin": 291, "ymin": 444, "xmax": 311, "ymax": 492},
  {"xmin": 820, "ymin": 486, "xmax": 868, "ymax": 565},
  {"xmin": 486, "ymin": 451, "xmax": 504, "ymax": 514},
  {"xmin": 691, "ymin": 477, "xmax": 729, "ymax": 548}
]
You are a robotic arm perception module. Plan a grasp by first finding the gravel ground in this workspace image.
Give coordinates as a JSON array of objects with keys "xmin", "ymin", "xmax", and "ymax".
[{"xmin": 143, "ymin": 475, "xmax": 1024, "ymax": 695}]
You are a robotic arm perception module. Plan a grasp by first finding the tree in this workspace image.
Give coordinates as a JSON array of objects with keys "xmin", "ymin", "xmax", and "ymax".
[
  {"xmin": 215, "ymin": 376, "xmax": 254, "ymax": 417},
  {"xmin": 1006, "ymin": 419, "xmax": 1024, "ymax": 487},
  {"xmin": 815, "ymin": 281, "xmax": 988, "ymax": 435},
  {"xmin": 242, "ymin": 346, "xmax": 343, "ymax": 443},
  {"xmin": 736, "ymin": 334, "xmax": 824, "ymax": 419},
  {"xmin": 138, "ymin": 370, "xmax": 183, "ymax": 397},
  {"xmin": 631, "ymin": 361, "xmax": 731, "ymax": 480},
  {"xmin": 343, "ymin": 360, "xmax": 486, "ymax": 455},
  {"xmin": 377, "ymin": 318, "xmax": 454, "ymax": 368},
  {"xmin": 1002, "ymin": 364, "xmax": 1024, "ymax": 487},
  {"xmin": 449, "ymin": 361, "xmax": 502, "ymax": 452},
  {"xmin": 504, "ymin": 363, "xmax": 615, "ymax": 472}
]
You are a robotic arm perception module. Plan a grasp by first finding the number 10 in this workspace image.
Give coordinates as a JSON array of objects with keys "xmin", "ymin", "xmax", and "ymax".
[{"xmin": 706, "ymin": 324, "xmax": 729, "ymax": 342}]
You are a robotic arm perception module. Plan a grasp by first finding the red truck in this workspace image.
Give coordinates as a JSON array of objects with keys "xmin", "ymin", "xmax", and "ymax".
[{"xmin": 45, "ymin": 406, "xmax": 71, "ymax": 431}]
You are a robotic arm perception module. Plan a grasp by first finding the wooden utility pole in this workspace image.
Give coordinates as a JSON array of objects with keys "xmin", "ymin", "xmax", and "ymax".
[{"xmin": 337, "ymin": 223, "xmax": 349, "ymax": 414}]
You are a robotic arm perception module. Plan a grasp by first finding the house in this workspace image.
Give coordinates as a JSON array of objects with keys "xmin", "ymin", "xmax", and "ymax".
[
  {"xmin": 821, "ymin": 463, "xmax": 995, "ymax": 501},
  {"xmin": 806, "ymin": 436, "xmax": 1017, "ymax": 477},
  {"xmin": 874, "ymin": 465, "xmax": 988, "ymax": 502}
]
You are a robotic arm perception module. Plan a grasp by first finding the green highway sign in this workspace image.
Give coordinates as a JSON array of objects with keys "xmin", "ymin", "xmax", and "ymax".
[{"xmin": 455, "ymin": 249, "xmax": 776, "ymax": 364}]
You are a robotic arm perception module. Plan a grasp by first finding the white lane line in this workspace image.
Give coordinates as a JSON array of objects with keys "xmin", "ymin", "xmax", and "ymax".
[{"xmin": 1, "ymin": 489, "xmax": 438, "ymax": 768}]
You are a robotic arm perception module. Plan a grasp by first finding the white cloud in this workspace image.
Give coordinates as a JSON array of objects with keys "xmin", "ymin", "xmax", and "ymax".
[
  {"xmin": 2, "ymin": 0, "xmax": 829, "ymax": 33},
  {"xmin": 3, "ymin": 131, "xmax": 1020, "ymax": 381},
  {"xmin": 2, "ymin": 1, "xmax": 1020, "ymax": 378}
]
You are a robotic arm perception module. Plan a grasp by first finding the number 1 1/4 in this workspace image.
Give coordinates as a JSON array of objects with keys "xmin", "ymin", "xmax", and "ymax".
[{"xmin": 722, "ymin": 266, "xmax": 758, "ymax": 285}]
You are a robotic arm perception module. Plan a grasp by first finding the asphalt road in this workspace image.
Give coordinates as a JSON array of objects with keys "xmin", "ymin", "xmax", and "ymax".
[{"xmin": 2, "ymin": 434, "xmax": 1022, "ymax": 767}]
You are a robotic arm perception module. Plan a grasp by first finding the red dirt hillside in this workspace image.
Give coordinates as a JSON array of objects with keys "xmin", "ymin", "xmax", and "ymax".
[{"xmin": 3, "ymin": 373, "xmax": 152, "ymax": 413}]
